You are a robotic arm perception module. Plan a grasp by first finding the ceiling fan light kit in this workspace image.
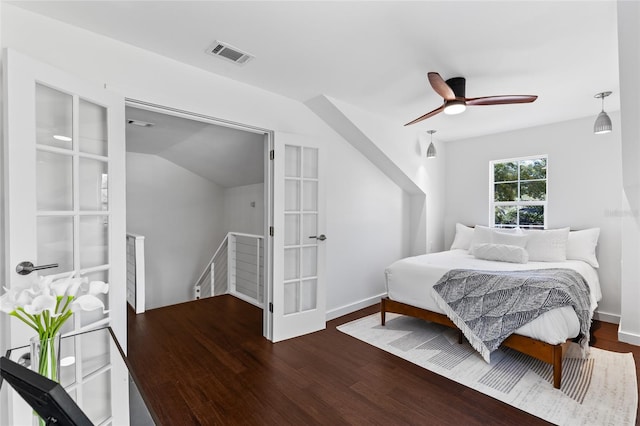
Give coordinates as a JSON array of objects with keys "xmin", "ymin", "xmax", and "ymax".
[
  {"xmin": 444, "ymin": 99, "xmax": 466, "ymax": 115},
  {"xmin": 405, "ymin": 72, "xmax": 538, "ymax": 126},
  {"xmin": 593, "ymin": 91, "xmax": 612, "ymax": 134}
]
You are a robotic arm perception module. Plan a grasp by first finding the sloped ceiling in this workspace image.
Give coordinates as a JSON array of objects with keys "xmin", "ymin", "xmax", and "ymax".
[
  {"xmin": 11, "ymin": 1, "xmax": 620, "ymax": 142},
  {"xmin": 126, "ymin": 107, "xmax": 264, "ymax": 188}
]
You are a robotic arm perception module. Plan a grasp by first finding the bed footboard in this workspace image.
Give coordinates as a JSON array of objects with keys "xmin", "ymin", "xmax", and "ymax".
[{"xmin": 380, "ymin": 297, "xmax": 564, "ymax": 389}]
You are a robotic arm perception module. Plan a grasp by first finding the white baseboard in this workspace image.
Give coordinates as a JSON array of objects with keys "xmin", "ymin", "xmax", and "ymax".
[
  {"xmin": 618, "ymin": 327, "xmax": 640, "ymax": 346},
  {"xmin": 593, "ymin": 310, "xmax": 620, "ymax": 324},
  {"xmin": 326, "ymin": 293, "xmax": 386, "ymax": 321}
]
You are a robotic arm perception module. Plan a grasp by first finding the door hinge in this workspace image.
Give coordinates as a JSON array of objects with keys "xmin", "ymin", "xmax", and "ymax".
[
  {"xmin": 269, "ymin": 302, "xmax": 273, "ymax": 313},
  {"xmin": 270, "ymin": 150, "xmax": 275, "ymax": 160},
  {"xmin": 269, "ymin": 226, "xmax": 274, "ymax": 237}
]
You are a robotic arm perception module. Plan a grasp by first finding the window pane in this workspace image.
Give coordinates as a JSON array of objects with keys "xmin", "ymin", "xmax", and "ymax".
[
  {"xmin": 494, "ymin": 162, "xmax": 517, "ymax": 182},
  {"xmin": 79, "ymin": 216, "xmax": 109, "ymax": 269},
  {"xmin": 284, "ymin": 248, "xmax": 299, "ymax": 280},
  {"xmin": 37, "ymin": 150, "xmax": 73, "ymax": 211},
  {"xmin": 519, "ymin": 205, "xmax": 544, "ymax": 227},
  {"xmin": 300, "ymin": 279, "xmax": 317, "ymax": 311},
  {"xmin": 495, "ymin": 206, "xmax": 517, "ymax": 226},
  {"xmin": 284, "ymin": 282, "xmax": 299, "ymax": 315},
  {"xmin": 79, "ymin": 99, "xmax": 108, "ymax": 156},
  {"xmin": 36, "ymin": 84, "xmax": 73, "ymax": 150},
  {"xmin": 79, "ymin": 158, "xmax": 108, "ymax": 210},
  {"xmin": 284, "ymin": 214, "xmax": 300, "ymax": 246},
  {"xmin": 520, "ymin": 158, "xmax": 547, "ymax": 180},
  {"xmin": 285, "ymin": 146, "xmax": 300, "ymax": 177},
  {"xmin": 520, "ymin": 181, "xmax": 547, "ymax": 201},
  {"xmin": 37, "ymin": 216, "xmax": 73, "ymax": 273},
  {"xmin": 494, "ymin": 182, "xmax": 517, "ymax": 202},
  {"xmin": 303, "ymin": 147, "xmax": 318, "ymax": 178}
]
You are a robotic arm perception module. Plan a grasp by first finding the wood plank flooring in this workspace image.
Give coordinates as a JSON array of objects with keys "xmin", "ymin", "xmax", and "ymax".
[{"xmin": 127, "ymin": 295, "xmax": 640, "ymax": 425}]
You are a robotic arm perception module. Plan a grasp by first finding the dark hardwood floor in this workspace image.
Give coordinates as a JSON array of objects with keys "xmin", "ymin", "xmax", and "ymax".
[{"xmin": 127, "ymin": 295, "xmax": 639, "ymax": 425}]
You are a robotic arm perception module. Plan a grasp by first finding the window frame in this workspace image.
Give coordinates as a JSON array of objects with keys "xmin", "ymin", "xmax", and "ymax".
[{"xmin": 489, "ymin": 154, "xmax": 548, "ymax": 229}]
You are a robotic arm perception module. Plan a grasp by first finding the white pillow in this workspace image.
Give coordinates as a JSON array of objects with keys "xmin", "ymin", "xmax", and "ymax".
[
  {"xmin": 468, "ymin": 226, "xmax": 493, "ymax": 254},
  {"xmin": 450, "ymin": 223, "xmax": 474, "ymax": 250},
  {"xmin": 492, "ymin": 231, "xmax": 528, "ymax": 248},
  {"xmin": 469, "ymin": 226, "xmax": 528, "ymax": 254},
  {"xmin": 522, "ymin": 227, "xmax": 570, "ymax": 262},
  {"xmin": 567, "ymin": 228, "xmax": 600, "ymax": 268},
  {"xmin": 473, "ymin": 243, "xmax": 529, "ymax": 264}
]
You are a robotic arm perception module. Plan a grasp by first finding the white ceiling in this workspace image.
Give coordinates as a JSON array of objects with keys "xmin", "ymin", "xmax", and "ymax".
[
  {"xmin": 126, "ymin": 107, "xmax": 264, "ymax": 188},
  {"xmin": 11, "ymin": 1, "xmax": 620, "ymax": 142}
]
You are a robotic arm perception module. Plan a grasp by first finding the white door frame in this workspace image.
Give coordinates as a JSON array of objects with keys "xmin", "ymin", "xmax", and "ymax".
[{"xmin": 123, "ymin": 99, "xmax": 276, "ymax": 339}]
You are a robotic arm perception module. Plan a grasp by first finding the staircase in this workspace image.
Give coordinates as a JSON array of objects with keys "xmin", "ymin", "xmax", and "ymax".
[{"xmin": 194, "ymin": 232, "xmax": 264, "ymax": 308}]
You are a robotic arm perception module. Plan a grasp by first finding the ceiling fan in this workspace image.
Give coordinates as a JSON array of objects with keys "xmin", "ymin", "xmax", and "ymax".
[{"xmin": 405, "ymin": 72, "xmax": 538, "ymax": 126}]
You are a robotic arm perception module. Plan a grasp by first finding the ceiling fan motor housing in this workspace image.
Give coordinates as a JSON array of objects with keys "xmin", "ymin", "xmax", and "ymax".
[{"xmin": 446, "ymin": 77, "xmax": 466, "ymax": 98}]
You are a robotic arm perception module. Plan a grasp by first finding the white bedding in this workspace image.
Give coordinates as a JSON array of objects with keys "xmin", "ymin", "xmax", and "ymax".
[{"xmin": 385, "ymin": 249, "xmax": 602, "ymax": 345}]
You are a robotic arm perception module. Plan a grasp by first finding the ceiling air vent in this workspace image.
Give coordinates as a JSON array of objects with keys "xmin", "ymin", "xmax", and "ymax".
[{"xmin": 206, "ymin": 40, "xmax": 254, "ymax": 65}]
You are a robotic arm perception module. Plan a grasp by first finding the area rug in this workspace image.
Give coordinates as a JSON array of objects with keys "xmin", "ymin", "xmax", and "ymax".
[{"xmin": 337, "ymin": 313, "xmax": 638, "ymax": 425}]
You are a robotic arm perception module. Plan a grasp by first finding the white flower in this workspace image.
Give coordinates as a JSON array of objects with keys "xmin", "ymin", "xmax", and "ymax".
[
  {"xmin": 71, "ymin": 294, "xmax": 106, "ymax": 312},
  {"xmin": 88, "ymin": 281, "xmax": 109, "ymax": 295},
  {"xmin": 1, "ymin": 272, "xmax": 110, "ymax": 337},
  {"xmin": 23, "ymin": 294, "xmax": 57, "ymax": 316},
  {"xmin": 50, "ymin": 272, "xmax": 84, "ymax": 298}
]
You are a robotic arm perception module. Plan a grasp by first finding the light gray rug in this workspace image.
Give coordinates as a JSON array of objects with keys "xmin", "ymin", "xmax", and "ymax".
[{"xmin": 338, "ymin": 313, "xmax": 638, "ymax": 425}]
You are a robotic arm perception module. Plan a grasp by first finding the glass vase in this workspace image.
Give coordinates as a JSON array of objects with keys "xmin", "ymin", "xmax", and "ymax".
[{"xmin": 30, "ymin": 334, "xmax": 61, "ymax": 426}]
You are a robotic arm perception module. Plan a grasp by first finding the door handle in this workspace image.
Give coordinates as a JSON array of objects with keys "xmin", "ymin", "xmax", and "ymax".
[
  {"xmin": 15, "ymin": 261, "xmax": 59, "ymax": 276},
  {"xmin": 309, "ymin": 234, "xmax": 327, "ymax": 241}
]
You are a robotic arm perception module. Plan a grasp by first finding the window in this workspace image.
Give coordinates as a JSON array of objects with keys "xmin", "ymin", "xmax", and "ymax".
[{"xmin": 490, "ymin": 155, "xmax": 547, "ymax": 229}]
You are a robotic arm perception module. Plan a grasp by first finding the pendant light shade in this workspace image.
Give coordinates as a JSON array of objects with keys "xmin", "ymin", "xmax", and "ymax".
[
  {"xmin": 426, "ymin": 130, "xmax": 437, "ymax": 159},
  {"xmin": 593, "ymin": 91, "xmax": 612, "ymax": 134}
]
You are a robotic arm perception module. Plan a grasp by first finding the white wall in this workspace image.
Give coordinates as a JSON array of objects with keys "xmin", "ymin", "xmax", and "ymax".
[
  {"xmin": 616, "ymin": 0, "xmax": 640, "ymax": 344},
  {"xmin": 127, "ymin": 152, "xmax": 226, "ymax": 309},
  {"xmin": 324, "ymin": 135, "xmax": 408, "ymax": 318},
  {"xmin": 318, "ymin": 97, "xmax": 447, "ymax": 254},
  {"xmin": 1, "ymin": 4, "xmax": 409, "ymax": 320},
  {"xmin": 224, "ymin": 183, "xmax": 264, "ymax": 236},
  {"xmin": 444, "ymin": 114, "xmax": 623, "ymax": 320}
]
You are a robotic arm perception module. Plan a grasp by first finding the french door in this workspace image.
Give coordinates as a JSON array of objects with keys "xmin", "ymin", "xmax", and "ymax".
[
  {"xmin": 3, "ymin": 49, "xmax": 127, "ymax": 424},
  {"xmin": 271, "ymin": 132, "xmax": 326, "ymax": 341}
]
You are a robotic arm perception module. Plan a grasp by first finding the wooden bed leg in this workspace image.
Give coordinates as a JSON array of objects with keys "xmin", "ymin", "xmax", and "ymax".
[
  {"xmin": 457, "ymin": 330, "xmax": 463, "ymax": 344},
  {"xmin": 553, "ymin": 345, "xmax": 562, "ymax": 389},
  {"xmin": 381, "ymin": 298, "xmax": 386, "ymax": 326}
]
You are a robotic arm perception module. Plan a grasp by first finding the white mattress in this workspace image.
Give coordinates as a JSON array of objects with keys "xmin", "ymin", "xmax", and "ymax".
[{"xmin": 385, "ymin": 249, "xmax": 601, "ymax": 345}]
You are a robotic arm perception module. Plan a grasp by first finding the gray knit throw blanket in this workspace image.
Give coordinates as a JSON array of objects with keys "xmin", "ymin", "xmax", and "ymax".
[{"xmin": 431, "ymin": 268, "xmax": 592, "ymax": 362}]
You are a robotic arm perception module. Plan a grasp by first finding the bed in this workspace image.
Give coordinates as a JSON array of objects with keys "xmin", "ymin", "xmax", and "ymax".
[{"xmin": 381, "ymin": 225, "xmax": 602, "ymax": 389}]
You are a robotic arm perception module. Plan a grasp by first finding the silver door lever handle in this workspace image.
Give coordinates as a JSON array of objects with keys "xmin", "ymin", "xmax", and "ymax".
[
  {"xmin": 16, "ymin": 261, "xmax": 59, "ymax": 276},
  {"xmin": 309, "ymin": 234, "xmax": 327, "ymax": 241}
]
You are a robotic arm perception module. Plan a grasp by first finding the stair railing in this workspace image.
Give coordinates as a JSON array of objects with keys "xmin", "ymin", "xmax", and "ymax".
[
  {"xmin": 126, "ymin": 233, "xmax": 146, "ymax": 314},
  {"xmin": 194, "ymin": 232, "xmax": 264, "ymax": 308}
]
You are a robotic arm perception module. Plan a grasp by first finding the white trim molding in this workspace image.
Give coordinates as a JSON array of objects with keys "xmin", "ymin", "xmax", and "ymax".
[
  {"xmin": 593, "ymin": 310, "xmax": 620, "ymax": 324},
  {"xmin": 326, "ymin": 293, "xmax": 386, "ymax": 321},
  {"xmin": 618, "ymin": 326, "xmax": 640, "ymax": 346}
]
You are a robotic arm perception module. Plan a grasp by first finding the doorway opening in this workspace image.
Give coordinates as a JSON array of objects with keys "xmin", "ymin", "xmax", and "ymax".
[{"xmin": 124, "ymin": 100, "xmax": 272, "ymax": 338}]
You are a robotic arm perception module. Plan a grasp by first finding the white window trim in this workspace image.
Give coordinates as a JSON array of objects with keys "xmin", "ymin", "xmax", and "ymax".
[{"xmin": 489, "ymin": 154, "xmax": 548, "ymax": 228}]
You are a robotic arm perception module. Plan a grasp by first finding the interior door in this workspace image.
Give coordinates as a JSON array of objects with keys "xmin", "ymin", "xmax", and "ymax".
[
  {"xmin": 271, "ymin": 132, "xmax": 326, "ymax": 342},
  {"xmin": 3, "ymin": 48, "xmax": 126, "ymax": 345}
]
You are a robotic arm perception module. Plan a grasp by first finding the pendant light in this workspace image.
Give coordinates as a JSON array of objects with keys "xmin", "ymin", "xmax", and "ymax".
[
  {"xmin": 593, "ymin": 91, "xmax": 612, "ymax": 134},
  {"xmin": 426, "ymin": 130, "xmax": 437, "ymax": 159}
]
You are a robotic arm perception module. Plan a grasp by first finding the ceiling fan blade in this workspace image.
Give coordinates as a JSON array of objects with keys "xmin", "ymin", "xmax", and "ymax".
[
  {"xmin": 428, "ymin": 72, "xmax": 456, "ymax": 101},
  {"xmin": 465, "ymin": 95, "xmax": 538, "ymax": 106},
  {"xmin": 404, "ymin": 104, "xmax": 445, "ymax": 126}
]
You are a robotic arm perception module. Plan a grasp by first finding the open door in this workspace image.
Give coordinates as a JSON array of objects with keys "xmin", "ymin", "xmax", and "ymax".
[
  {"xmin": 270, "ymin": 132, "xmax": 326, "ymax": 342},
  {"xmin": 3, "ymin": 49, "xmax": 127, "ymax": 425}
]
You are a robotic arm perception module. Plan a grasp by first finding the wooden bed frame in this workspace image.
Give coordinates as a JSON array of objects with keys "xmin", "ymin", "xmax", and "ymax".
[{"xmin": 380, "ymin": 297, "xmax": 568, "ymax": 389}]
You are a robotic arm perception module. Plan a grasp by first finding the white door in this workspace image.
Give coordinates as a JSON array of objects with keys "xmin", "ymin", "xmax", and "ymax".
[
  {"xmin": 3, "ymin": 48, "xmax": 126, "ymax": 346},
  {"xmin": 271, "ymin": 132, "xmax": 326, "ymax": 342}
]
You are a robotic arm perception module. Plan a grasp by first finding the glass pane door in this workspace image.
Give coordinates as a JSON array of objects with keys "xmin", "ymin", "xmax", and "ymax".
[
  {"xmin": 283, "ymin": 145, "xmax": 319, "ymax": 315},
  {"xmin": 35, "ymin": 83, "xmax": 111, "ymax": 334}
]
